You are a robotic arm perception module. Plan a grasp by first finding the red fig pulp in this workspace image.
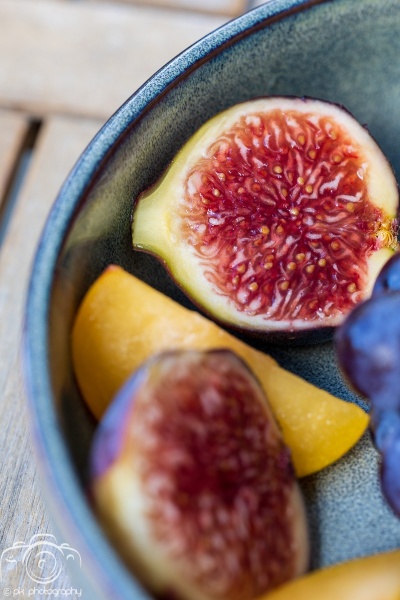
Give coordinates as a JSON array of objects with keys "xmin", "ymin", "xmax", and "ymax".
[
  {"xmin": 91, "ymin": 350, "xmax": 309, "ymax": 600},
  {"xmin": 132, "ymin": 97, "xmax": 398, "ymax": 339}
]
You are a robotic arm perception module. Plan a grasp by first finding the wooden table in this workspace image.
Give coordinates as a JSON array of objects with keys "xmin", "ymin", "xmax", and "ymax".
[{"xmin": 0, "ymin": 0, "xmax": 262, "ymax": 594}]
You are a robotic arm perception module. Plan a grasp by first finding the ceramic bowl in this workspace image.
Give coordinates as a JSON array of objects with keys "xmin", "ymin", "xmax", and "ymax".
[{"xmin": 24, "ymin": 0, "xmax": 400, "ymax": 597}]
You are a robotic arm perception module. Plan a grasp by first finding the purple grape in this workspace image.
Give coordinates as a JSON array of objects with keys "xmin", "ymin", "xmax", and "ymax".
[
  {"xmin": 335, "ymin": 290, "xmax": 400, "ymax": 517},
  {"xmin": 372, "ymin": 252, "xmax": 400, "ymax": 297},
  {"xmin": 335, "ymin": 292, "xmax": 400, "ymax": 408},
  {"xmin": 375, "ymin": 410, "xmax": 400, "ymax": 516}
]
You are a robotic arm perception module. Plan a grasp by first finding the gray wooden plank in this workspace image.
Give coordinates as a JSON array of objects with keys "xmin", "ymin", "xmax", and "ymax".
[
  {"xmin": 0, "ymin": 110, "xmax": 29, "ymax": 207},
  {"xmin": 0, "ymin": 0, "xmax": 225, "ymax": 121},
  {"xmin": 93, "ymin": 0, "xmax": 248, "ymax": 17},
  {"xmin": 0, "ymin": 115, "xmax": 102, "ymax": 592}
]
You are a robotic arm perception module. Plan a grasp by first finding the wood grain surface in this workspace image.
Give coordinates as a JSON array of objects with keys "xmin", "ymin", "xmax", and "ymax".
[
  {"xmin": 0, "ymin": 111, "xmax": 28, "ymax": 209},
  {"xmin": 92, "ymin": 0, "xmax": 248, "ymax": 16},
  {"xmin": 0, "ymin": 116, "xmax": 102, "ymax": 592},
  {"xmin": 0, "ymin": 0, "xmax": 243, "ymax": 593},
  {"xmin": 0, "ymin": 0, "xmax": 225, "ymax": 120}
]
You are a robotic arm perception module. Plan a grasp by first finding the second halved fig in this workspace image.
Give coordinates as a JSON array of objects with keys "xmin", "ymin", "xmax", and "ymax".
[
  {"xmin": 91, "ymin": 349, "xmax": 309, "ymax": 600},
  {"xmin": 132, "ymin": 97, "xmax": 398, "ymax": 341}
]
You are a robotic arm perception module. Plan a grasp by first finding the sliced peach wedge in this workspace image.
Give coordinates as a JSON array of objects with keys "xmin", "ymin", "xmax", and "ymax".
[
  {"xmin": 258, "ymin": 550, "xmax": 400, "ymax": 600},
  {"xmin": 71, "ymin": 265, "xmax": 369, "ymax": 478}
]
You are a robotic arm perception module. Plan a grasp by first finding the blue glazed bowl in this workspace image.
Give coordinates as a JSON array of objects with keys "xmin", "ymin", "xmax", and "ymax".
[{"xmin": 24, "ymin": 0, "xmax": 400, "ymax": 597}]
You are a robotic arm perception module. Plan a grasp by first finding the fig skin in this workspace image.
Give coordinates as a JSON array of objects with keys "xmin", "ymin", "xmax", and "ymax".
[
  {"xmin": 132, "ymin": 96, "xmax": 398, "ymax": 343},
  {"xmin": 335, "ymin": 288, "xmax": 400, "ymax": 516},
  {"xmin": 90, "ymin": 349, "xmax": 309, "ymax": 600}
]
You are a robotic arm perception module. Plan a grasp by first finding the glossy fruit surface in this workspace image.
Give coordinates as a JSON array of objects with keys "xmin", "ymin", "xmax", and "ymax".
[
  {"xmin": 132, "ymin": 97, "xmax": 398, "ymax": 339},
  {"xmin": 91, "ymin": 349, "xmax": 309, "ymax": 600},
  {"xmin": 258, "ymin": 550, "xmax": 400, "ymax": 600},
  {"xmin": 335, "ymin": 286, "xmax": 400, "ymax": 515},
  {"xmin": 72, "ymin": 265, "xmax": 369, "ymax": 477},
  {"xmin": 335, "ymin": 292, "xmax": 400, "ymax": 403},
  {"xmin": 372, "ymin": 252, "xmax": 400, "ymax": 296}
]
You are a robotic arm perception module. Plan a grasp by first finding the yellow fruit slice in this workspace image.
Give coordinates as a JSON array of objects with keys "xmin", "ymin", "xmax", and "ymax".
[
  {"xmin": 71, "ymin": 265, "xmax": 369, "ymax": 477},
  {"xmin": 258, "ymin": 550, "xmax": 400, "ymax": 600}
]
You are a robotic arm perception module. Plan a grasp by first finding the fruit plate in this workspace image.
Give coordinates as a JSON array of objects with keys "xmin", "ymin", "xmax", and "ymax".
[{"xmin": 24, "ymin": 0, "xmax": 400, "ymax": 597}]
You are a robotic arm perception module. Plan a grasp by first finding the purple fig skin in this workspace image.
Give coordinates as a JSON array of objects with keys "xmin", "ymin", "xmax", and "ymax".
[
  {"xmin": 90, "ymin": 367, "xmax": 147, "ymax": 479},
  {"xmin": 91, "ymin": 349, "xmax": 190, "ymax": 479},
  {"xmin": 89, "ymin": 349, "xmax": 309, "ymax": 600}
]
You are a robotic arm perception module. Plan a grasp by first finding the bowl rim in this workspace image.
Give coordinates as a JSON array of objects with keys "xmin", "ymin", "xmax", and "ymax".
[{"xmin": 23, "ymin": 0, "xmax": 334, "ymax": 596}]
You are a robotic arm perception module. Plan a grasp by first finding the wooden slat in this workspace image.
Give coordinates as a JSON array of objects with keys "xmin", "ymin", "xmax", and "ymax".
[
  {"xmin": 0, "ymin": 110, "xmax": 29, "ymax": 206},
  {"xmin": 250, "ymin": 0, "xmax": 272, "ymax": 6},
  {"xmin": 94, "ymin": 0, "xmax": 248, "ymax": 17},
  {"xmin": 0, "ymin": 0, "xmax": 225, "ymax": 121},
  {"xmin": 0, "ymin": 116, "xmax": 102, "ymax": 591}
]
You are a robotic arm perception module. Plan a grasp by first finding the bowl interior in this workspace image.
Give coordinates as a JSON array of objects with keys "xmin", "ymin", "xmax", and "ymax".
[{"xmin": 27, "ymin": 0, "xmax": 400, "ymax": 596}]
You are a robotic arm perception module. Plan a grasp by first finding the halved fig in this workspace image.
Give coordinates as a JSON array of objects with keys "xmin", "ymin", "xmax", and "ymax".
[
  {"xmin": 91, "ymin": 349, "xmax": 309, "ymax": 600},
  {"xmin": 132, "ymin": 97, "xmax": 398, "ymax": 341}
]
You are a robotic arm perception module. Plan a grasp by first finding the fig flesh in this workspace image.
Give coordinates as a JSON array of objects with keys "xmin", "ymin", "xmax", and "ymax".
[
  {"xmin": 335, "ymin": 254, "xmax": 400, "ymax": 516},
  {"xmin": 91, "ymin": 349, "xmax": 309, "ymax": 600},
  {"xmin": 132, "ymin": 97, "xmax": 398, "ymax": 340}
]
